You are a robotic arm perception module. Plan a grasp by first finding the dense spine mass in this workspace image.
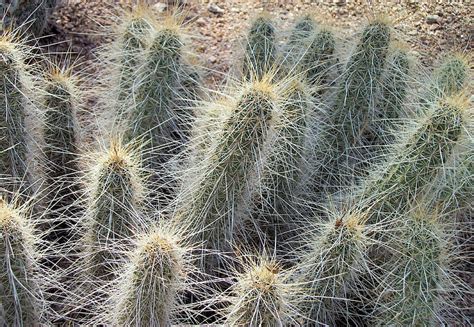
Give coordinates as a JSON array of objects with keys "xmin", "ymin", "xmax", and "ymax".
[
  {"xmin": 176, "ymin": 79, "xmax": 275, "ymax": 271},
  {"xmin": 243, "ymin": 15, "xmax": 277, "ymax": 80},
  {"xmin": 0, "ymin": 34, "xmax": 31, "ymax": 196},
  {"xmin": 0, "ymin": 197, "xmax": 40, "ymax": 326},
  {"xmin": 112, "ymin": 227, "xmax": 188, "ymax": 326}
]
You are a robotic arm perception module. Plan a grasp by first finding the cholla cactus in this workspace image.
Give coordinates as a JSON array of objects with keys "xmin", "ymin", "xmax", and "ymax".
[
  {"xmin": 111, "ymin": 224, "xmax": 193, "ymax": 326},
  {"xmin": 175, "ymin": 77, "xmax": 276, "ymax": 271},
  {"xmin": 83, "ymin": 139, "xmax": 145, "ymax": 282},
  {"xmin": 224, "ymin": 256, "xmax": 300, "ymax": 326},
  {"xmin": 243, "ymin": 14, "xmax": 277, "ymax": 80},
  {"xmin": 0, "ymin": 195, "xmax": 42, "ymax": 326},
  {"xmin": 0, "ymin": 31, "xmax": 34, "ymax": 196}
]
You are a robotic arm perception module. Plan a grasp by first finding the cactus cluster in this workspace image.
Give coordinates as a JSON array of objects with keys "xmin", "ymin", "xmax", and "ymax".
[{"xmin": 0, "ymin": 3, "xmax": 472, "ymax": 326}]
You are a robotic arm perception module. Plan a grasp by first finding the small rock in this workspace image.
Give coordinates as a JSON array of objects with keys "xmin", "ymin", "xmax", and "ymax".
[
  {"xmin": 408, "ymin": 30, "xmax": 417, "ymax": 36},
  {"xmin": 209, "ymin": 55, "xmax": 217, "ymax": 63},
  {"xmin": 196, "ymin": 17, "xmax": 207, "ymax": 27},
  {"xmin": 208, "ymin": 3, "xmax": 224, "ymax": 15},
  {"xmin": 426, "ymin": 15, "xmax": 439, "ymax": 24}
]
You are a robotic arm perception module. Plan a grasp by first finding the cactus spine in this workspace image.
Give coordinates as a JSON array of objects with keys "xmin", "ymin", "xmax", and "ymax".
[
  {"xmin": 176, "ymin": 78, "xmax": 275, "ymax": 271},
  {"xmin": 376, "ymin": 206, "xmax": 460, "ymax": 326},
  {"xmin": 0, "ymin": 196, "xmax": 41, "ymax": 326},
  {"xmin": 0, "ymin": 32, "xmax": 32, "ymax": 195},
  {"xmin": 124, "ymin": 16, "xmax": 186, "ymax": 166},
  {"xmin": 83, "ymin": 139, "xmax": 145, "ymax": 282},
  {"xmin": 295, "ymin": 211, "xmax": 370, "ymax": 325},
  {"xmin": 225, "ymin": 257, "xmax": 298, "ymax": 326},
  {"xmin": 0, "ymin": 0, "xmax": 57, "ymax": 36},
  {"xmin": 112, "ymin": 226, "xmax": 189, "ymax": 326},
  {"xmin": 42, "ymin": 66, "xmax": 80, "ymax": 241},
  {"xmin": 250, "ymin": 80, "xmax": 309, "ymax": 245},
  {"xmin": 300, "ymin": 28, "xmax": 336, "ymax": 92},
  {"xmin": 243, "ymin": 15, "xmax": 276, "ymax": 80}
]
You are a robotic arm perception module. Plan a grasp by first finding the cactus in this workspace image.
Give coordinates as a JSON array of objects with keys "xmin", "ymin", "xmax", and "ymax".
[
  {"xmin": 375, "ymin": 206, "xmax": 466, "ymax": 326},
  {"xmin": 369, "ymin": 45, "xmax": 411, "ymax": 148},
  {"xmin": 124, "ymin": 15, "xmax": 188, "ymax": 167},
  {"xmin": 175, "ymin": 77, "xmax": 275, "ymax": 272},
  {"xmin": 287, "ymin": 14, "xmax": 316, "ymax": 46},
  {"xmin": 300, "ymin": 28, "xmax": 336, "ymax": 93},
  {"xmin": 0, "ymin": 32, "xmax": 33, "ymax": 196},
  {"xmin": 0, "ymin": 0, "xmax": 57, "ymax": 36},
  {"xmin": 0, "ymin": 196, "xmax": 41, "ymax": 326},
  {"xmin": 42, "ymin": 65, "xmax": 80, "ymax": 243},
  {"xmin": 112, "ymin": 5, "xmax": 154, "ymax": 118},
  {"xmin": 294, "ymin": 210, "xmax": 372, "ymax": 325},
  {"xmin": 361, "ymin": 94, "xmax": 470, "ymax": 224},
  {"xmin": 310, "ymin": 19, "xmax": 391, "ymax": 192},
  {"xmin": 111, "ymin": 225, "xmax": 191, "ymax": 326},
  {"xmin": 225, "ymin": 257, "xmax": 299, "ymax": 326},
  {"xmin": 83, "ymin": 139, "xmax": 145, "ymax": 282},
  {"xmin": 429, "ymin": 53, "xmax": 470, "ymax": 100},
  {"xmin": 249, "ymin": 80, "xmax": 309, "ymax": 247},
  {"xmin": 243, "ymin": 14, "xmax": 277, "ymax": 80}
]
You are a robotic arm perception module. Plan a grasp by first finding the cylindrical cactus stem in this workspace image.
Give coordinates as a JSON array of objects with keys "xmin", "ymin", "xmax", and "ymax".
[
  {"xmin": 294, "ymin": 211, "xmax": 371, "ymax": 325},
  {"xmin": 0, "ymin": 196, "xmax": 41, "ymax": 326},
  {"xmin": 124, "ymin": 16, "xmax": 186, "ymax": 167},
  {"xmin": 243, "ymin": 14, "xmax": 277, "ymax": 80},
  {"xmin": 284, "ymin": 15, "xmax": 317, "ymax": 67},
  {"xmin": 225, "ymin": 257, "xmax": 299, "ymax": 326},
  {"xmin": 0, "ymin": 32, "xmax": 33, "ymax": 196},
  {"xmin": 42, "ymin": 65, "xmax": 80, "ymax": 243},
  {"xmin": 361, "ymin": 93, "xmax": 470, "ymax": 224},
  {"xmin": 300, "ymin": 28, "xmax": 336, "ymax": 93},
  {"xmin": 113, "ymin": 5, "xmax": 154, "ymax": 117},
  {"xmin": 312, "ymin": 19, "xmax": 391, "ymax": 191},
  {"xmin": 429, "ymin": 53, "xmax": 470, "ymax": 100},
  {"xmin": 249, "ymin": 80, "xmax": 309, "ymax": 246},
  {"xmin": 331, "ymin": 19, "xmax": 391, "ymax": 147},
  {"xmin": 111, "ymin": 225, "xmax": 191, "ymax": 326},
  {"xmin": 175, "ymin": 77, "xmax": 275, "ymax": 272},
  {"xmin": 83, "ymin": 139, "xmax": 145, "ymax": 283},
  {"xmin": 375, "ymin": 207, "xmax": 456, "ymax": 326},
  {"xmin": 369, "ymin": 44, "xmax": 411, "ymax": 147},
  {"xmin": 287, "ymin": 14, "xmax": 317, "ymax": 46}
]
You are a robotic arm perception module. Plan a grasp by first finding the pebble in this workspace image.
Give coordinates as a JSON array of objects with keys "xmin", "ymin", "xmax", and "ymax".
[
  {"xmin": 208, "ymin": 55, "xmax": 217, "ymax": 63},
  {"xmin": 426, "ymin": 15, "xmax": 440, "ymax": 24},
  {"xmin": 196, "ymin": 17, "xmax": 207, "ymax": 27},
  {"xmin": 208, "ymin": 3, "xmax": 224, "ymax": 15}
]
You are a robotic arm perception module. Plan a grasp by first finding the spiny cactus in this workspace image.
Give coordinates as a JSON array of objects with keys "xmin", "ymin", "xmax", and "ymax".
[
  {"xmin": 294, "ymin": 210, "xmax": 373, "ymax": 325},
  {"xmin": 429, "ymin": 53, "xmax": 470, "ymax": 100},
  {"xmin": 311, "ymin": 19, "xmax": 391, "ymax": 192},
  {"xmin": 248, "ymin": 80, "xmax": 309, "ymax": 247},
  {"xmin": 111, "ymin": 5, "xmax": 154, "ymax": 118},
  {"xmin": 83, "ymin": 139, "xmax": 145, "ymax": 282},
  {"xmin": 0, "ymin": 196, "xmax": 41, "ymax": 326},
  {"xmin": 287, "ymin": 14, "xmax": 317, "ymax": 46},
  {"xmin": 224, "ymin": 257, "xmax": 299, "ymax": 326},
  {"xmin": 124, "ymin": 15, "xmax": 188, "ymax": 166},
  {"xmin": 369, "ymin": 44, "xmax": 411, "ymax": 147},
  {"xmin": 175, "ymin": 77, "xmax": 276, "ymax": 272},
  {"xmin": 111, "ymin": 225, "xmax": 192, "ymax": 326},
  {"xmin": 0, "ymin": 0, "xmax": 57, "ymax": 36},
  {"xmin": 361, "ymin": 93, "xmax": 470, "ymax": 224},
  {"xmin": 375, "ymin": 206, "xmax": 467, "ymax": 326},
  {"xmin": 42, "ymin": 64, "xmax": 81, "ymax": 243},
  {"xmin": 299, "ymin": 28, "xmax": 336, "ymax": 93},
  {"xmin": 243, "ymin": 14, "xmax": 277, "ymax": 80},
  {"xmin": 0, "ymin": 31, "xmax": 33, "ymax": 196}
]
